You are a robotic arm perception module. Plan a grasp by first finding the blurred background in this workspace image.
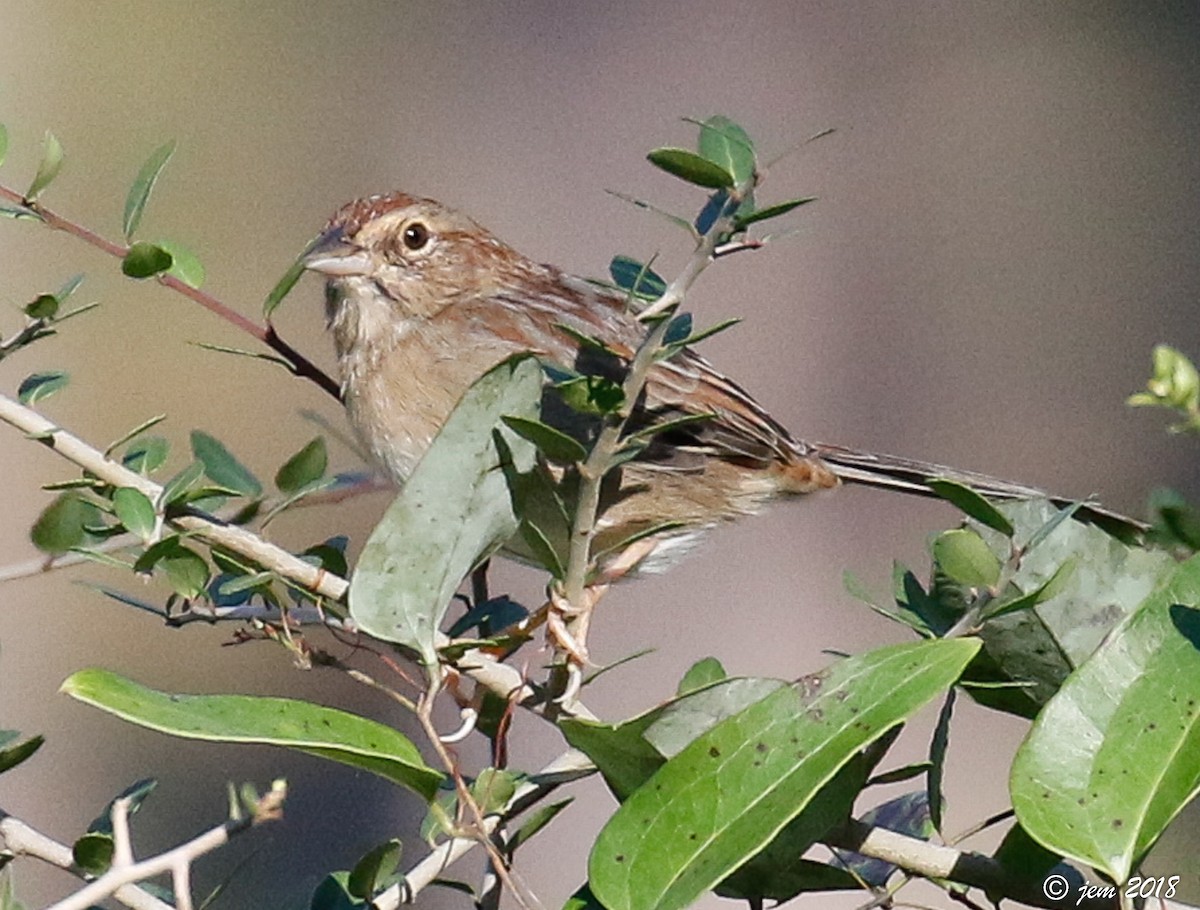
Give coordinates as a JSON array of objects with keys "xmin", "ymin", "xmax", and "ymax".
[{"xmin": 2, "ymin": 2, "xmax": 1199, "ymax": 907}]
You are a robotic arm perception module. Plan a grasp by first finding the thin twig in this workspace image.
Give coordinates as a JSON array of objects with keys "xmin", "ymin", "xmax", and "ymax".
[
  {"xmin": 0, "ymin": 810, "xmax": 172, "ymax": 910},
  {"xmin": 0, "ymin": 183, "xmax": 341, "ymax": 399}
]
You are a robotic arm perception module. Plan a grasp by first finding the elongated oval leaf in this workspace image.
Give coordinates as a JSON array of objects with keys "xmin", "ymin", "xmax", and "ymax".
[
  {"xmin": 30, "ymin": 492, "xmax": 101, "ymax": 554},
  {"xmin": 264, "ymin": 235, "xmax": 320, "ymax": 319},
  {"xmin": 932, "ymin": 528, "xmax": 1001, "ymax": 587},
  {"xmin": 190, "ymin": 430, "xmax": 262, "ymax": 498},
  {"xmin": 1011, "ymin": 555, "xmax": 1200, "ymax": 883},
  {"xmin": 695, "ymin": 116, "xmax": 756, "ymax": 185},
  {"xmin": 18, "ymin": 370, "xmax": 68, "ymax": 406},
  {"xmin": 26, "ymin": 131, "xmax": 63, "ymax": 201},
  {"xmin": 646, "ymin": 148, "xmax": 734, "ymax": 190},
  {"xmin": 123, "ymin": 140, "xmax": 176, "ymax": 241},
  {"xmin": 275, "ymin": 436, "xmax": 328, "ymax": 493},
  {"xmin": 112, "ymin": 487, "xmax": 157, "ymax": 542},
  {"xmin": 733, "ymin": 197, "xmax": 816, "ymax": 230},
  {"xmin": 62, "ymin": 668, "xmax": 442, "ymax": 800},
  {"xmin": 349, "ymin": 355, "xmax": 542, "ymax": 663},
  {"xmin": 501, "ymin": 416, "xmax": 586, "ymax": 464},
  {"xmin": 926, "ymin": 478, "xmax": 1015, "ymax": 536},
  {"xmin": 589, "ymin": 638, "xmax": 981, "ymax": 910}
]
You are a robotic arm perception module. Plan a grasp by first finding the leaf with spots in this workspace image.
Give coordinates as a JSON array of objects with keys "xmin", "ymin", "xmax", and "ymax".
[
  {"xmin": 588, "ymin": 638, "xmax": 981, "ymax": 910},
  {"xmin": 1011, "ymin": 554, "xmax": 1200, "ymax": 884},
  {"xmin": 61, "ymin": 668, "xmax": 442, "ymax": 801}
]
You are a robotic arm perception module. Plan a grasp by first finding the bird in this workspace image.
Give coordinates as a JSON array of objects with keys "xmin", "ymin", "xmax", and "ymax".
[{"xmin": 302, "ymin": 191, "xmax": 1125, "ymax": 578}]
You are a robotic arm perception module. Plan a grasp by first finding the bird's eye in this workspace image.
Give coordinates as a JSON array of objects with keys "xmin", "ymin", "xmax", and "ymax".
[{"xmin": 402, "ymin": 222, "xmax": 430, "ymax": 251}]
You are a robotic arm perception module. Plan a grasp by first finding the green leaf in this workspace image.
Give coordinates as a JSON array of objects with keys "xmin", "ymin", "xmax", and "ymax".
[
  {"xmin": 1011, "ymin": 556, "xmax": 1200, "ymax": 884},
  {"xmin": 30, "ymin": 493, "xmax": 101, "ymax": 554},
  {"xmin": 695, "ymin": 116, "xmax": 756, "ymax": 185},
  {"xmin": 62, "ymin": 668, "xmax": 443, "ymax": 800},
  {"xmin": 609, "ymin": 256, "xmax": 668, "ymax": 300},
  {"xmin": 158, "ymin": 460, "xmax": 205, "ymax": 506},
  {"xmin": 105, "ymin": 413, "xmax": 167, "ymax": 457},
  {"xmin": 981, "ymin": 559, "xmax": 1075, "ymax": 621},
  {"xmin": 263, "ymin": 236, "xmax": 319, "ymax": 319},
  {"xmin": 25, "ymin": 131, "xmax": 63, "ymax": 201},
  {"xmin": 347, "ymin": 838, "xmax": 402, "ymax": 901},
  {"xmin": 964, "ymin": 500, "xmax": 1175, "ymax": 717},
  {"xmin": 0, "ymin": 123, "xmax": 7, "ymax": 168},
  {"xmin": 926, "ymin": 479, "xmax": 1015, "ymax": 536},
  {"xmin": 17, "ymin": 370, "xmax": 68, "ymax": 406},
  {"xmin": 0, "ymin": 734, "xmax": 43, "ymax": 774},
  {"xmin": 190, "ymin": 430, "xmax": 262, "ymax": 498},
  {"xmin": 121, "ymin": 241, "xmax": 172, "ymax": 278},
  {"xmin": 111, "ymin": 487, "xmax": 157, "ymax": 542},
  {"xmin": 509, "ymin": 799, "xmax": 573, "ymax": 854},
  {"xmin": 122, "ymin": 140, "xmax": 176, "ymax": 242},
  {"xmin": 310, "ymin": 872, "xmax": 368, "ymax": 910},
  {"xmin": 646, "ymin": 148, "xmax": 734, "ymax": 190},
  {"xmin": 274, "ymin": 436, "xmax": 328, "ymax": 493},
  {"xmin": 159, "ymin": 541, "xmax": 210, "ymax": 598},
  {"xmin": 502, "ymin": 416, "xmax": 587, "ymax": 464},
  {"xmin": 588, "ymin": 638, "xmax": 981, "ymax": 910},
  {"xmin": 23, "ymin": 294, "xmax": 58, "ymax": 320},
  {"xmin": 932, "ymin": 528, "xmax": 1001, "ymax": 587},
  {"xmin": 158, "ymin": 240, "xmax": 205, "ymax": 288},
  {"xmin": 677, "ymin": 657, "xmax": 726, "ymax": 695},
  {"xmin": 733, "ymin": 197, "xmax": 815, "ymax": 231},
  {"xmin": 349, "ymin": 356, "xmax": 542, "ymax": 663},
  {"xmin": 72, "ymin": 832, "xmax": 113, "ymax": 876},
  {"xmin": 556, "ymin": 374, "xmax": 625, "ymax": 416}
]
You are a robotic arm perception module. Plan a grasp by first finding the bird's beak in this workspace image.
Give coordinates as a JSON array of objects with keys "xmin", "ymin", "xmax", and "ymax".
[{"xmin": 303, "ymin": 225, "xmax": 373, "ymax": 277}]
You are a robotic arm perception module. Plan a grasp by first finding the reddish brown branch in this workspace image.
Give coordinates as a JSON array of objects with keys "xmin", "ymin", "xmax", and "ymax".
[{"xmin": 0, "ymin": 183, "xmax": 341, "ymax": 401}]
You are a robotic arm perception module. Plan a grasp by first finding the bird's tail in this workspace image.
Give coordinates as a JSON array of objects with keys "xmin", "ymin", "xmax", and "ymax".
[{"xmin": 810, "ymin": 441, "xmax": 1145, "ymax": 536}]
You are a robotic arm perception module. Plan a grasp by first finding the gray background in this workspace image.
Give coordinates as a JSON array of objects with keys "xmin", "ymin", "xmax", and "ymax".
[{"xmin": 2, "ymin": 2, "xmax": 1199, "ymax": 907}]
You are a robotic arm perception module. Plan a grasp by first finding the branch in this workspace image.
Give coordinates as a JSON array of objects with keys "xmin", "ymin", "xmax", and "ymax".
[
  {"xmin": 0, "ymin": 391, "xmax": 594, "ymax": 721},
  {"xmin": 44, "ymin": 782, "xmax": 285, "ymax": 910},
  {"xmin": 0, "ymin": 183, "xmax": 340, "ymax": 400},
  {"xmin": 0, "ymin": 809, "xmax": 173, "ymax": 910},
  {"xmin": 824, "ymin": 820, "xmax": 1118, "ymax": 910}
]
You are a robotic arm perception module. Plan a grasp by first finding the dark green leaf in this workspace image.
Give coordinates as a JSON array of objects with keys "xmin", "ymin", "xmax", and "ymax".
[
  {"xmin": 932, "ymin": 528, "xmax": 1001, "ymax": 587},
  {"xmin": 733, "ymin": 197, "xmax": 815, "ymax": 231},
  {"xmin": 927, "ymin": 690, "xmax": 954, "ymax": 832},
  {"xmin": 111, "ymin": 487, "xmax": 157, "ymax": 542},
  {"xmin": 122, "ymin": 140, "xmax": 176, "ymax": 242},
  {"xmin": 263, "ymin": 236, "xmax": 319, "ymax": 319},
  {"xmin": 927, "ymin": 479, "xmax": 1015, "ymax": 536},
  {"xmin": 158, "ymin": 240, "xmax": 205, "ymax": 288},
  {"xmin": 867, "ymin": 761, "xmax": 933, "ymax": 786},
  {"xmin": 72, "ymin": 832, "xmax": 113, "ymax": 876},
  {"xmin": 349, "ymin": 356, "xmax": 542, "ymax": 663},
  {"xmin": 190, "ymin": 430, "xmax": 262, "ymax": 498},
  {"xmin": 646, "ymin": 148, "xmax": 734, "ymax": 190},
  {"xmin": 310, "ymin": 872, "xmax": 368, "ymax": 910},
  {"xmin": 121, "ymin": 242, "xmax": 172, "ymax": 279},
  {"xmin": 160, "ymin": 542, "xmax": 210, "ymax": 598},
  {"xmin": 509, "ymin": 799, "xmax": 573, "ymax": 854},
  {"xmin": 668, "ymin": 317, "xmax": 742, "ymax": 350},
  {"xmin": 676, "ymin": 657, "xmax": 726, "ymax": 695},
  {"xmin": 832, "ymin": 791, "xmax": 933, "ymax": 886},
  {"xmin": 556, "ymin": 375, "xmax": 625, "ymax": 416},
  {"xmin": 25, "ymin": 131, "xmax": 63, "ymax": 201},
  {"xmin": 275, "ymin": 436, "xmax": 328, "ymax": 493},
  {"xmin": 62, "ymin": 668, "xmax": 443, "ymax": 800},
  {"xmin": 31, "ymin": 493, "xmax": 100, "ymax": 554},
  {"xmin": 981, "ymin": 559, "xmax": 1074, "ymax": 621},
  {"xmin": 0, "ymin": 734, "xmax": 43, "ymax": 774},
  {"xmin": 609, "ymin": 256, "xmax": 668, "ymax": 300},
  {"xmin": 17, "ymin": 370, "xmax": 68, "ymax": 406},
  {"xmin": 502, "ymin": 416, "xmax": 587, "ymax": 464},
  {"xmin": 87, "ymin": 778, "xmax": 158, "ymax": 834},
  {"xmin": 663, "ymin": 313, "xmax": 691, "ymax": 345},
  {"xmin": 159, "ymin": 460, "xmax": 205, "ymax": 505},
  {"xmin": 347, "ymin": 838, "xmax": 402, "ymax": 901},
  {"xmin": 695, "ymin": 116, "xmax": 756, "ymax": 185},
  {"xmin": 519, "ymin": 520, "xmax": 566, "ymax": 578},
  {"xmin": 23, "ymin": 294, "xmax": 58, "ymax": 320},
  {"xmin": 1011, "ymin": 558, "xmax": 1200, "ymax": 883},
  {"xmin": 589, "ymin": 639, "xmax": 981, "ymax": 910}
]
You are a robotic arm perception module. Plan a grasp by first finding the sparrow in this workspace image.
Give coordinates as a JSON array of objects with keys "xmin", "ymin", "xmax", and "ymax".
[{"xmin": 303, "ymin": 191, "xmax": 1122, "ymax": 576}]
